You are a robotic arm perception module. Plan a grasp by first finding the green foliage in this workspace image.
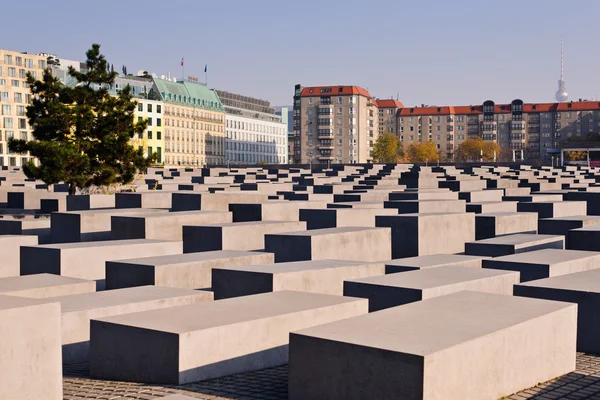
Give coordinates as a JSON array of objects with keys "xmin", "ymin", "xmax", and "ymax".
[
  {"xmin": 256, "ymin": 160, "xmax": 268, "ymax": 165},
  {"xmin": 9, "ymin": 44, "xmax": 156, "ymax": 195},
  {"xmin": 372, "ymin": 133, "xmax": 399, "ymax": 163}
]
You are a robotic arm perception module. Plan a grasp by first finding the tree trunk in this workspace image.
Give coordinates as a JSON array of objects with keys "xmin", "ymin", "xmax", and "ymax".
[{"xmin": 68, "ymin": 183, "xmax": 77, "ymax": 195}]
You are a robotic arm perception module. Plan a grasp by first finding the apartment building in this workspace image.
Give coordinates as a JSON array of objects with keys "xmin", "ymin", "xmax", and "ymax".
[
  {"xmin": 397, "ymin": 99, "xmax": 600, "ymax": 162},
  {"xmin": 376, "ymin": 99, "xmax": 404, "ymax": 136},
  {"xmin": 292, "ymin": 84, "xmax": 380, "ymax": 164},
  {"xmin": 217, "ymin": 90, "xmax": 287, "ymax": 165},
  {"xmin": 0, "ymin": 49, "xmax": 47, "ymax": 167},
  {"xmin": 153, "ymin": 77, "xmax": 225, "ymax": 167}
]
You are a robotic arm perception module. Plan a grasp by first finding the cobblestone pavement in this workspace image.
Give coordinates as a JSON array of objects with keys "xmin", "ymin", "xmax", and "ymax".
[{"xmin": 64, "ymin": 353, "xmax": 600, "ymax": 399}]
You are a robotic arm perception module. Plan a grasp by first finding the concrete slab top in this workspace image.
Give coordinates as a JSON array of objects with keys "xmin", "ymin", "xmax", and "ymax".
[
  {"xmin": 214, "ymin": 259, "xmax": 382, "ymax": 274},
  {"xmin": 187, "ymin": 221, "xmax": 304, "ymax": 228},
  {"xmin": 349, "ymin": 266, "xmax": 516, "ymax": 289},
  {"xmin": 385, "ymin": 254, "xmax": 487, "ymax": 268},
  {"xmin": 92, "ymin": 291, "xmax": 365, "ymax": 334},
  {"xmin": 572, "ymin": 225, "xmax": 600, "ymax": 232},
  {"xmin": 477, "ymin": 212, "xmax": 536, "ymax": 217},
  {"xmin": 540, "ymin": 215, "xmax": 600, "ymax": 222},
  {"xmin": 110, "ymin": 250, "xmax": 271, "ymax": 266},
  {"xmin": 0, "ymin": 274, "xmax": 90, "ymax": 292},
  {"xmin": 43, "ymin": 285, "xmax": 203, "ymax": 313},
  {"xmin": 292, "ymin": 290, "xmax": 574, "ymax": 356},
  {"xmin": 517, "ymin": 268, "xmax": 600, "ymax": 292},
  {"xmin": 272, "ymin": 226, "xmax": 387, "ymax": 237},
  {"xmin": 57, "ymin": 209, "xmax": 167, "ymax": 216},
  {"xmin": 31, "ymin": 239, "xmax": 180, "ymax": 249},
  {"xmin": 472, "ymin": 234, "xmax": 563, "ymax": 247},
  {"xmin": 0, "ymin": 294, "xmax": 52, "ymax": 310},
  {"xmin": 378, "ymin": 212, "xmax": 469, "ymax": 218},
  {"xmin": 119, "ymin": 210, "xmax": 229, "ymax": 219},
  {"xmin": 489, "ymin": 248, "xmax": 600, "ymax": 265}
]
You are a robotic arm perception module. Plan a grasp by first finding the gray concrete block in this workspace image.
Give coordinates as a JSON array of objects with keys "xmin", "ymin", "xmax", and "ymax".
[
  {"xmin": 475, "ymin": 212, "xmax": 538, "ymax": 240},
  {"xmin": 384, "ymin": 199, "xmax": 466, "ymax": 214},
  {"xmin": 106, "ymin": 250, "xmax": 274, "ymax": 290},
  {"xmin": 376, "ymin": 213, "xmax": 475, "ymax": 258},
  {"xmin": 213, "ymin": 259, "xmax": 385, "ymax": 299},
  {"xmin": 0, "ymin": 218, "xmax": 51, "ymax": 243},
  {"xmin": 182, "ymin": 221, "xmax": 307, "ymax": 252},
  {"xmin": 299, "ymin": 208, "xmax": 397, "ymax": 230},
  {"xmin": 0, "ymin": 295, "xmax": 62, "ymax": 400},
  {"xmin": 111, "ymin": 211, "xmax": 231, "ymax": 240},
  {"xmin": 115, "ymin": 191, "xmax": 173, "ymax": 209},
  {"xmin": 326, "ymin": 201, "xmax": 384, "ymax": 209},
  {"xmin": 0, "ymin": 235, "xmax": 38, "ymax": 278},
  {"xmin": 171, "ymin": 192, "xmax": 269, "ymax": 212},
  {"xmin": 66, "ymin": 194, "xmax": 115, "ymax": 211},
  {"xmin": 46, "ymin": 285, "xmax": 211, "ymax": 363},
  {"xmin": 466, "ymin": 201, "xmax": 518, "ymax": 214},
  {"xmin": 538, "ymin": 215, "xmax": 600, "ymax": 248},
  {"xmin": 465, "ymin": 234, "xmax": 564, "ymax": 257},
  {"xmin": 229, "ymin": 201, "xmax": 326, "ymax": 222},
  {"xmin": 265, "ymin": 227, "xmax": 391, "ymax": 263},
  {"xmin": 51, "ymin": 208, "xmax": 166, "ymax": 243},
  {"xmin": 517, "ymin": 201, "xmax": 587, "ymax": 219},
  {"xmin": 515, "ymin": 269, "xmax": 600, "ymax": 353},
  {"xmin": 89, "ymin": 291, "xmax": 367, "ymax": 384},
  {"xmin": 388, "ymin": 191, "xmax": 458, "ymax": 201},
  {"xmin": 482, "ymin": 249, "xmax": 600, "ymax": 282},
  {"xmin": 0, "ymin": 274, "xmax": 95, "ymax": 298},
  {"xmin": 567, "ymin": 225, "xmax": 600, "ymax": 251},
  {"xmin": 344, "ymin": 266, "xmax": 519, "ymax": 311},
  {"xmin": 385, "ymin": 254, "xmax": 488, "ymax": 273},
  {"xmin": 20, "ymin": 239, "xmax": 183, "ymax": 289},
  {"xmin": 288, "ymin": 291, "xmax": 576, "ymax": 400}
]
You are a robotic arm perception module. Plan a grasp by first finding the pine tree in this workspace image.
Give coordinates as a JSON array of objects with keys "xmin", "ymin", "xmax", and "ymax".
[{"xmin": 9, "ymin": 44, "xmax": 156, "ymax": 195}]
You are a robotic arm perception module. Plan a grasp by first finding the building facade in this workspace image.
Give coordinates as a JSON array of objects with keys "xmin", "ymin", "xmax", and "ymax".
[
  {"xmin": 292, "ymin": 84, "xmax": 380, "ymax": 164},
  {"xmin": 153, "ymin": 78, "xmax": 225, "ymax": 167},
  {"xmin": 396, "ymin": 100, "xmax": 600, "ymax": 162},
  {"xmin": 217, "ymin": 90, "xmax": 287, "ymax": 165},
  {"xmin": 0, "ymin": 49, "xmax": 47, "ymax": 167}
]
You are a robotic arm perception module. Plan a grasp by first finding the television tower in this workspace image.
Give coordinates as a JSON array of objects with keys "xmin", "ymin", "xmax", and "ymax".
[{"xmin": 555, "ymin": 36, "xmax": 568, "ymax": 102}]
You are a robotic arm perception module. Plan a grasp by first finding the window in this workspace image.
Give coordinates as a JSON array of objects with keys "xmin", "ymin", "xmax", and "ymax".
[
  {"xmin": 157, "ymin": 118, "xmax": 161, "ymax": 127},
  {"xmin": 157, "ymin": 131, "xmax": 161, "ymax": 140},
  {"xmin": 4, "ymin": 55, "xmax": 12, "ymax": 65},
  {"xmin": 18, "ymin": 119, "xmax": 26, "ymax": 129},
  {"xmin": 18, "ymin": 69, "xmax": 25, "ymax": 79},
  {"xmin": 14, "ymin": 93, "xmax": 22, "ymax": 103},
  {"xmin": 138, "ymin": 117, "xmax": 143, "ymax": 123},
  {"xmin": 157, "ymin": 105, "xmax": 161, "ymax": 113},
  {"xmin": 11, "ymin": 80, "xmax": 18, "ymax": 87},
  {"xmin": 156, "ymin": 147, "xmax": 161, "ymax": 163},
  {"xmin": 2, "ymin": 105, "xmax": 10, "ymax": 115},
  {"xmin": 147, "ymin": 103, "xmax": 152, "ymax": 113},
  {"xmin": 148, "ymin": 146, "xmax": 153, "ymax": 156},
  {"xmin": 350, "ymin": 118, "xmax": 356, "ymax": 125},
  {"xmin": 147, "ymin": 131, "xmax": 153, "ymax": 139},
  {"xmin": 1, "ymin": 92, "xmax": 8, "ymax": 102},
  {"xmin": 308, "ymin": 98, "xmax": 313, "ymax": 104},
  {"xmin": 8, "ymin": 68, "xmax": 16, "ymax": 78},
  {"xmin": 147, "ymin": 118, "xmax": 152, "ymax": 126},
  {"xmin": 138, "ymin": 103, "xmax": 143, "ymax": 112},
  {"xmin": 4, "ymin": 118, "xmax": 13, "ymax": 128},
  {"xmin": 0, "ymin": 79, "xmax": 4, "ymax": 85}
]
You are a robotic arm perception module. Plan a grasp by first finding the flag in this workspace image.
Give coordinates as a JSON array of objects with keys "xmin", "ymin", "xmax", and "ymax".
[
  {"xmin": 204, "ymin": 64, "xmax": 207, "ymax": 73},
  {"xmin": 181, "ymin": 58, "xmax": 184, "ymax": 67}
]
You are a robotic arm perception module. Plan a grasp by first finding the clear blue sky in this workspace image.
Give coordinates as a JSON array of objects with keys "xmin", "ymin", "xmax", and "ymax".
[{"xmin": 2, "ymin": 0, "xmax": 598, "ymax": 107}]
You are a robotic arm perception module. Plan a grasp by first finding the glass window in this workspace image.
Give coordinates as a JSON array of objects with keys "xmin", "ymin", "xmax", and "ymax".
[
  {"xmin": 157, "ymin": 118, "xmax": 161, "ymax": 127},
  {"xmin": 138, "ymin": 103, "xmax": 143, "ymax": 112},
  {"xmin": 147, "ymin": 118, "xmax": 152, "ymax": 126},
  {"xmin": 4, "ymin": 118, "xmax": 13, "ymax": 128},
  {"xmin": 8, "ymin": 68, "xmax": 16, "ymax": 77},
  {"xmin": 2, "ymin": 105, "xmax": 10, "ymax": 115},
  {"xmin": 147, "ymin": 131, "xmax": 152, "ymax": 139},
  {"xmin": 157, "ymin": 105, "xmax": 161, "ymax": 113},
  {"xmin": 147, "ymin": 103, "xmax": 152, "ymax": 113},
  {"xmin": 4, "ymin": 55, "xmax": 12, "ymax": 65},
  {"xmin": 157, "ymin": 131, "xmax": 161, "ymax": 140}
]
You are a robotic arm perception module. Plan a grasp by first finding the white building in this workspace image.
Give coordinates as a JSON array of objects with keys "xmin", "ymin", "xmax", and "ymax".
[{"xmin": 216, "ymin": 90, "xmax": 288, "ymax": 165}]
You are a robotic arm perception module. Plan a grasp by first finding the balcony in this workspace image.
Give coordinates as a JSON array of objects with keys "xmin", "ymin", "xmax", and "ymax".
[
  {"xmin": 318, "ymin": 130, "xmax": 334, "ymax": 139},
  {"xmin": 317, "ymin": 143, "xmax": 334, "ymax": 150},
  {"xmin": 467, "ymin": 118, "xmax": 479, "ymax": 125}
]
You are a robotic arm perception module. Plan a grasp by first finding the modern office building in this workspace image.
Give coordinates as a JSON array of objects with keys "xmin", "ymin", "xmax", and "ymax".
[
  {"xmin": 153, "ymin": 77, "xmax": 225, "ymax": 167},
  {"xmin": 217, "ymin": 90, "xmax": 287, "ymax": 165},
  {"xmin": 292, "ymin": 84, "xmax": 380, "ymax": 164}
]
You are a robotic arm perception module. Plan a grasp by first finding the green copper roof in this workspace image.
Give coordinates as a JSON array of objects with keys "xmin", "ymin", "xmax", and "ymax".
[{"xmin": 152, "ymin": 77, "xmax": 224, "ymax": 111}]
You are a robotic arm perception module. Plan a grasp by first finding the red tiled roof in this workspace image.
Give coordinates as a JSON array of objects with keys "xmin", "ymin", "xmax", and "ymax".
[
  {"xmin": 398, "ymin": 101, "xmax": 600, "ymax": 116},
  {"xmin": 375, "ymin": 99, "xmax": 404, "ymax": 108},
  {"xmin": 300, "ymin": 86, "xmax": 372, "ymax": 99}
]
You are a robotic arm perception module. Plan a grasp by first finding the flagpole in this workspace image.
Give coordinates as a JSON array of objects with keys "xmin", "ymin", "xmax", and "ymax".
[
  {"xmin": 181, "ymin": 58, "xmax": 184, "ymax": 82},
  {"xmin": 205, "ymin": 65, "xmax": 208, "ymax": 86}
]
